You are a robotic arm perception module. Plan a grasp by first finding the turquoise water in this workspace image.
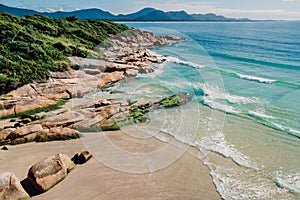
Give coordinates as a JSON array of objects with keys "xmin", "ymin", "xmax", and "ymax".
[{"xmin": 108, "ymin": 22, "xmax": 300, "ymax": 199}]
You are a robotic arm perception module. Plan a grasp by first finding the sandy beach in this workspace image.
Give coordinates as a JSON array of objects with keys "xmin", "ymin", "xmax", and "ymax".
[{"xmin": 0, "ymin": 126, "xmax": 220, "ymax": 200}]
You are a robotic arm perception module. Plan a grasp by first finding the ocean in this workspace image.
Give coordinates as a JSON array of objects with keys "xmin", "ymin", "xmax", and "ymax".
[{"xmin": 99, "ymin": 21, "xmax": 300, "ymax": 199}]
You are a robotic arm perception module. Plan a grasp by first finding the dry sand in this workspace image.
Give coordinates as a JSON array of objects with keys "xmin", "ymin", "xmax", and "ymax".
[{"xmin": 0, "ymin": 126, "xmax": 220, "ymax": 200}]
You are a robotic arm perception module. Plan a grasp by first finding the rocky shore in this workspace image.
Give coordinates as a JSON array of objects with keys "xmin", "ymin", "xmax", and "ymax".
[
  {"xmin": 0, "ymin": 29, "xmax": 195, "ymax": 199},
  {"xmin": 0, "ymin": 29, "xmax": 184, "ymax": 144}
]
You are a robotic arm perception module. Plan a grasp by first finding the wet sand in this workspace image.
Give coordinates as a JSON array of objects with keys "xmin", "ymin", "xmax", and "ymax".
[{"xmin": 0, "ymin": 127, "xmax": 221, "ymax": 200}]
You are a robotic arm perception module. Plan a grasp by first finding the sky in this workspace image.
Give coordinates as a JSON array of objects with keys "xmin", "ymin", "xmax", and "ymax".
[{"xmin": 1, "ymin": 0, "xmax": 300, "ymax": 20}]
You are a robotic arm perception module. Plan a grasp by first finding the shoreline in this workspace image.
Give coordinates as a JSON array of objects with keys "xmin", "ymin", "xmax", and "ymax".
[
  {"xmin": 0, "ymin": 27, "xmax": 222, "ymax": 199},
  {"xmin": 0, "ymin": 128, "xmax": 221, "ymax": 200}
]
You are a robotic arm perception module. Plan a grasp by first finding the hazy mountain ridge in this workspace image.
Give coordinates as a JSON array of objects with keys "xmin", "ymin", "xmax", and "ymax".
[{"xmin": 0, "ymin": 4, "xmax": 250, "ymax": 21}]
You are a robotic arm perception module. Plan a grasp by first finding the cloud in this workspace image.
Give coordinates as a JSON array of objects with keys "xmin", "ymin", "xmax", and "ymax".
[
  {"xmin": 37, "ymin": 5, "xmax": 78, "ymax": 13},
  {"xmin": 44, "ymin": 6, "xmax": 64, "ymax": 12},
  {"xmin": 282, "ymin": 0, "xmax": 300, "ymax": 2},
  {"xmin": 138, "ymin": 1, "xmax": 300, "ymax": 20}
]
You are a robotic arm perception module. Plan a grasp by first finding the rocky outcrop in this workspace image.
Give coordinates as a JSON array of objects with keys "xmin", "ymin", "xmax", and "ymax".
[
  {"xmin": 27, "ymin": 154, "xmax": 74, "ymax": 193},
  {"xmin": 154, "ymin": 93, "xmax": 192, "ymax": 109},
  {"xmin": 0, "ymin": 93, "xmax": 191, "ymax": 145},
  {"xmin": 6, "ymin": 124, "xmax": 43, "ymax": 140},
  {"xmin": 106, "ymin": 29, "xmax": 169, "ymax": 50},
  {"xmin": 1, "ymin": 124, "xmax": 80, "ymax": 146},
  {"xmin": 0, "ymin": 172, "xmax": 30, "ymax": 200},
  {"xmin": 0, "ymin": 29, "xmax": 187, "ymax": 145},
  {"xmin": 0, "ymin": 28, "xmax": 172, "ymax": 119}
]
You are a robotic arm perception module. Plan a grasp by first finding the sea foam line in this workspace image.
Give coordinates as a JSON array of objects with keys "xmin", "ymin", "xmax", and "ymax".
[
  {"xmin": 236, "ymin": 73, "xmax": 276, "ymax": 84},
  {"xmin": 198, "ymin": 132, "xmax": 259, "ymax": 170},
  {"xmin": 163, "ymin": 54, "xmax": 300, "ymax": 89},
  {"xmin": 275, "ymin": 172, "xmax": 300, "ymax": 194},
  {"xmin": 164, "ymin": 56, "xmax": 205, "ymax": 69}
]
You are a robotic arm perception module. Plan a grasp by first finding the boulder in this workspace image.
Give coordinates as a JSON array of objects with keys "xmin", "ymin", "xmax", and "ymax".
[
  {"xmin": 94, "ymin": 100, "xmax": 112, "ymax": 108},
  {"xmin": 125, "ymin": 69, "xmax": 139, "ymax": 77},
  {"xmin": 0, "ymin": 172, "xmax": 30, "ymax": 200},
  {"xmin": 27, "ymin": 154, "xmax": 74, "ymax": 192},
  {"xmin": 1, "ymin": 146, "xmax": 8, "ymax": 150},
  {"xmin": 7, "ymin": 124, "xmax": 43, "ymax": 140},
  {"xmin": 98, "ymin": 71, "xmax": 125, "ymax": 88},
  {"xmin": 36, "ymin": 128, "xmax": 79, "ymax": 142},
  {"xmin": 0, "ymin": 128, "xmax": 14, "ymax": 141},
  {"xmin": 163, "ymin": 35, "xmax": 182, "ymax": 41},
  {"xmin": 72, "ymin": 151, "xmax": 92, "ymax": 164}
]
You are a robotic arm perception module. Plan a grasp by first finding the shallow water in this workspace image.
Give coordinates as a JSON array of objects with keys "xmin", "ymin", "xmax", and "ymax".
[{"xmin": 92, "ymin": 21, "xmax": 300, "ymax": 199}]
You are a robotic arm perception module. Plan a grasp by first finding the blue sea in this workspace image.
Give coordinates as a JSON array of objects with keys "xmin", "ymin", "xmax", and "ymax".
[{"xmin": 105, "ymin": 21, "xmax": 300, "ymax": 199}]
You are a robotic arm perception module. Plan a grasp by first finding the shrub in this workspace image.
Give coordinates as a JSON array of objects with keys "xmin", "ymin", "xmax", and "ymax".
[{"xmin": 0, "ymin": 12, "xmax": 128, "ymax": 94}]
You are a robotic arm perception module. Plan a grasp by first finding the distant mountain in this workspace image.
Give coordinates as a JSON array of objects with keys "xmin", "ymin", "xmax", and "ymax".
[
  {"xmin": 46, "ymin": 9, "xmax": 117, "ymax": 20},
  {"xmin": 0, "ymin": 3, "xmax": 38, "ymax": 16},
  {"xmin": 191, "ymin": 13, "xmax": 231, "ymax": 21},
  {"xmin": 117, "ymin": 7, "xmax": 157, "ymax": 20},
  {"xmin": 0, "ymin": 4, "xmax": 250, "ymax": 21}
]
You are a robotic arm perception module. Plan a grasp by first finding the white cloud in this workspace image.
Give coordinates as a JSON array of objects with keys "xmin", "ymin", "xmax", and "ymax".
[
  {"xmin": 140, "ymin": 1, "xmax": 300, "ymax": 20},
  {"xmin": 282, "ymin": 0, "xmax": 300, "ymax": 2}
]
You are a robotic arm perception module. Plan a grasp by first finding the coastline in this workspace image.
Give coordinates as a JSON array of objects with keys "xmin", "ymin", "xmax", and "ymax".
[
  {"xmin": 0, "ymin": 128, "xmax": 221, "ymax": 200},
  {"xmin": 0, "ymin": 25, "xmax": 222, "ymax": 199},
  {"xmin": 1, "ymin": 11, "xmax": 300, "ymax": 200}
]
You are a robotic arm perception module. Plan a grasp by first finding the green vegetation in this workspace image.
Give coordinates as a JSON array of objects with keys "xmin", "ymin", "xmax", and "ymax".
[
  {"xmin": 0, "ymin": 12, "xmax": 128, "ymax": 94},
  {"xmin": 0, "ymin": 99, "xmax": 64, "ymax": 120},
  {"xmin": 78, "ymin": 105, "xmax": 150, "ymax": 132},
  {"xmin": 160, "ymin": 95, "xmax": 181, "ymax": 107}
]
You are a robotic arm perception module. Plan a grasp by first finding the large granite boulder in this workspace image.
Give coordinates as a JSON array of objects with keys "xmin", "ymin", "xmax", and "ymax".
[
  {"xmin": 0, "ymin": 172, "xmax": 30, "ymax": 200},
  {"xmin": 27, "ymin": 154, "xmax": 75, "ymax": 192}
]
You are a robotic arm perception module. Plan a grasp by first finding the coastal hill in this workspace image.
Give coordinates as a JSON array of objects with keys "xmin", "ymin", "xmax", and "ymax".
[
  {"xmin": 0, "ymin": 4, "xmax": 250, "ymax": 21},
  {"xmin": 0, "ymin": 12, "xmax": 128, "ymax": 94}
]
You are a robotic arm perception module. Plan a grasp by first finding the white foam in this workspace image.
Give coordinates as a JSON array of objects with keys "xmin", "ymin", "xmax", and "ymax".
[
  {"xmin": 271, "ymin": 122, "xmax": 300, "ymax": 138},
  {"xmin": 275, "ymin": 172, "xmax": 300, "ymax": 194},
  {"xmin": 207, "ymin": 164, "xmax": 292, "ymax": 200},
  {"xmin": 160, "ymin": 80, "xmax": 203, "ymax": 90},
  {"xmin": 164, "ymin": 56, "xmax": 205, "ymax": 69},
  {"xmin": 249, "ymin": 109, "xmax": 275, "ymax": 119},
  {"xmin": 198, "ymin": 132, "xmax": 259, "ymax": 170},
  {"xmin": 203, "ymin": 97, "xmax": 239, "ymax": 114},
  {"xmin": 201, "ymin": 84, "xmax": 258, "ymax": 104},
  {"xmin": 236, "ymin": 73, "xmax": 276, "ymax": 84}
]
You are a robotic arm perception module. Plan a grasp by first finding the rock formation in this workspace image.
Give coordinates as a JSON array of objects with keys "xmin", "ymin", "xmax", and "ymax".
[
  {"xmin": 27, "ymin": 154, "xmax": 75, "ymax": 193},
  {"xmin": 0, "ymin": 172, "xmax": 30, "ymax": 200}
]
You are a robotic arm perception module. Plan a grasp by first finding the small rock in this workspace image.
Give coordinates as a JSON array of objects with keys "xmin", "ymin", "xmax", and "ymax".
[
  {"xmin": 1, "ymin": 146, "xmax": 8, "ymax": 150},
  {"xmin": 21, "ymin": 118, "xmax": 32, "ymax": 124},
  {"xmin": 94, "ymin": 100, "xmax": 112, "ymax": 108},
  {"xmin": 72, "ymin": 151, "xmax": 92, "ymax": 164},
  {"xmin": 14, "ymin": 123, "xmax": 22, "ymax": 128},
  {"xmin": 0, "ymin": 172, "xmax": 30, "ymax": 200}
]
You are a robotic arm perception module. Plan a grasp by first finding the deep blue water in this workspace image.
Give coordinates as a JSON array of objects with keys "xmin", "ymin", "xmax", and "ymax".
[{"xmin": 123, "ymin": 21, "xmax": 300, "ymax": 139}]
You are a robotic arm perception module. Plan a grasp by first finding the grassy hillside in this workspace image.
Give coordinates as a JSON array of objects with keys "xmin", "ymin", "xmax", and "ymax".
[{"xmin": 0, "ymin": 12, "xmax": 128, "ymax": 94}]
